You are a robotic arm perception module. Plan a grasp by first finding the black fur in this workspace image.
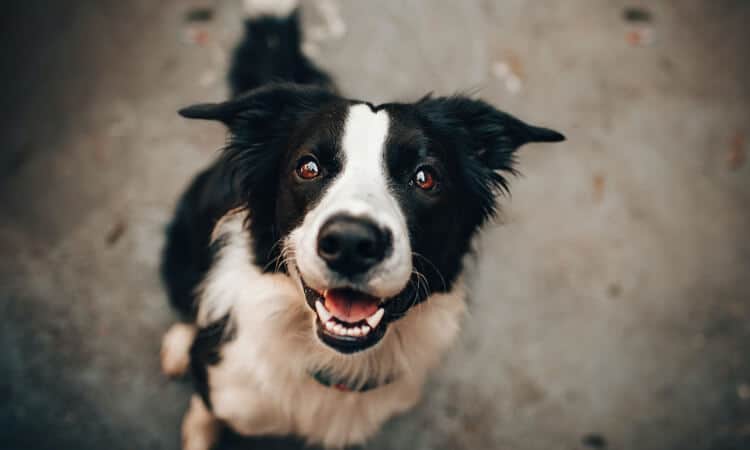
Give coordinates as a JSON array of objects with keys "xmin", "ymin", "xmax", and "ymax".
[
  {"xmin": 160, "ymin": 164, "xmax": 240, "ymax": 319},
  {"xmin": 190, "ymin": 314, "xmax": 235, "ymax": 409}
]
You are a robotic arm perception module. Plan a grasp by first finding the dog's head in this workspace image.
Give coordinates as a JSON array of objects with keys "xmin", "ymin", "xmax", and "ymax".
[{"xmin": 181, "ymin": 83, "xmax": 564, "ymax": 354}]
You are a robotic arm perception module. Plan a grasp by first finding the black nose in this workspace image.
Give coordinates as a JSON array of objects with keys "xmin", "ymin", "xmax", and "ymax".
[{"xmin": 317, "ymin": 215, "xmax": 391, "ymax": 276}]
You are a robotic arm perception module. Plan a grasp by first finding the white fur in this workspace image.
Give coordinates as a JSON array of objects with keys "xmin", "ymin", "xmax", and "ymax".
[
  {"xmin": 291, "ymin": 104, "xmax": 413, "ymax": 298},
  {"xmin": 243, "ymin": 0, "xmax": 298, "ymax": 18},
  {"xmin": 182, "ymin": 395, "xmax": 221, "ymax": 450},
  {"xmin": 161, "ymin": 322, "xmax": 197, "ymax": 378},
  {"xmin": 190, "ymin": 210, "xmax": 466, "ymax": 449}
]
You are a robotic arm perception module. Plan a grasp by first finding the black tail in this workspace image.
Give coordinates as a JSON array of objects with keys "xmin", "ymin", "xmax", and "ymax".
[{"xmin": 228, "ymin": 11, "xmax": 333, "ymax": 97}]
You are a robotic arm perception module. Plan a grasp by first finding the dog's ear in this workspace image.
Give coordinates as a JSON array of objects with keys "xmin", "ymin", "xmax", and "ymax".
[
  {"xmin": 178, "ymin": 82, "xmax": 338, "ymax": 126},
  {"xmin": 416, "ymin": 95, "xmax": 564, "ymax": 221},
  {"xmin": 178, "ymin": 101, "xmax": 242, "ymax": 123},
  {"xmin": 416, "ymin": 95, "xmax": 564, "ymax": 173}
]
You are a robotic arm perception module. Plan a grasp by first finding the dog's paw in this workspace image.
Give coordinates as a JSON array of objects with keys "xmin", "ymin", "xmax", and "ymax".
[
  {"xmin": 182, "ymin": 395, "xmax": 221, "ymax": 450},
  {"xmin": 161, "ymin": 322, "xmax": 197, "ymax": 378}
]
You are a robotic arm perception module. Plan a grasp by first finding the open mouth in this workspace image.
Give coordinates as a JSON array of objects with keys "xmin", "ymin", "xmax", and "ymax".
[{"xmin": 301, "ymin": 281, "xmax": 388, "ymax": 354}]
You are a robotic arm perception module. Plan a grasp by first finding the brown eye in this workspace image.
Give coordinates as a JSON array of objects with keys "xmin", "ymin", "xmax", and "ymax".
[
  {"xmin": 296, "ymin": 157, "xmax": 320, "ymax": 180},
  {"xmin": 413, "ymin": 167, "xmax": 437, "ymax": 191}
]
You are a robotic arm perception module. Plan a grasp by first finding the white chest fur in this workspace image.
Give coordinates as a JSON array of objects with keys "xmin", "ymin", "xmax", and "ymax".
[{"xmin": 197, "ymin": 211, "xmax": 466, "ymax": 448}]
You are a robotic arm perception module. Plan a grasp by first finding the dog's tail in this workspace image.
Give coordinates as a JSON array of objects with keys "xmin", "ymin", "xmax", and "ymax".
[{"xmin": 228, "ymin": 0, "xmax": 333, "ymax": 97}]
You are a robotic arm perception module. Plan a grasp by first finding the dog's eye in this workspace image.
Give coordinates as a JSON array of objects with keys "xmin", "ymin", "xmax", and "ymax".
[
  {"xmin": 296, "ymin": 156, "xmax": 320, "ymax": 180},
  {"xmin": 412, "ymin": 167, "xmax": 437, "ymax": 191}
]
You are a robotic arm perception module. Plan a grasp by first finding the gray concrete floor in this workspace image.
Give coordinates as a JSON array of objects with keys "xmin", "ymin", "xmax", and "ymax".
[{"xmin": 1, "ymin": 1, "xmax": 749, "ymax": 449}]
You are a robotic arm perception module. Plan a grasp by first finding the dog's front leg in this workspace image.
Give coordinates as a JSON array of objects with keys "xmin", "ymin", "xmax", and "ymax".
[{"xmin": 182, "ymin": 395, "xmax": 221, "ymax": 450}]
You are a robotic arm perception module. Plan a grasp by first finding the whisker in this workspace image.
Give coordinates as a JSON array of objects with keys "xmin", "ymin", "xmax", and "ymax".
[
  {"xmin": 411, "ymin": 251, "xmax": 447, "ymax": 292},
  {"xmin": 262, "ymin": 237, "xmax": 288, "ymax": 272},
  {"xmin": 406, "ymin": 268, "xmax": 429, "ymax": 310},
  {"xmin": 277, "ymin": 242, "xmax": 296, "ymax": 273}
]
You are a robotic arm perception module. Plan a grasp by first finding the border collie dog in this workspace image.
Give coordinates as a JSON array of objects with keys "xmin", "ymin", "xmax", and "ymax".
[{"xmin": 160, "ymin": 1, "xmax": 564, "ymax": 449}]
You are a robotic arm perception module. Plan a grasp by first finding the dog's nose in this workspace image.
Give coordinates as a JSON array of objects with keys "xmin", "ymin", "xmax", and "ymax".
[{"xmin": 317, "ymin": 215, "xmax": 391, "ymax": 276}]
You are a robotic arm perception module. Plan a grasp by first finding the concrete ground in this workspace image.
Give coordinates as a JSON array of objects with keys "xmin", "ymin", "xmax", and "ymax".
[{"xmin": 1, "ymin": 1, "xmax": 749, "ymax": 449}]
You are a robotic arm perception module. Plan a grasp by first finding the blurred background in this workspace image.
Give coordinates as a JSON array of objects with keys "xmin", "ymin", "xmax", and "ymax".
[{"xmin": 1, "ymin": 1, "xmax": 749, "ymax": 449}]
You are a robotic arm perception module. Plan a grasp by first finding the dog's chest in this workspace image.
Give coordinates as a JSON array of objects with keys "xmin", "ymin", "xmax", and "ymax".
[{"xmin": 206, "ymin": 316, "xmax": 424, "ymax": 448}]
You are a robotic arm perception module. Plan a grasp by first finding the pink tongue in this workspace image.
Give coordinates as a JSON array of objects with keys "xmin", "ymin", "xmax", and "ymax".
[{"xmin": 324, "ymin": 290, "xmax": 379, "ymax": 323}]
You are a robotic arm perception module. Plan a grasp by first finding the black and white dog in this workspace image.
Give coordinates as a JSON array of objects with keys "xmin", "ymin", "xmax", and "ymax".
[{"xmin": 160, "ymin": 1, "xmax": 564, "ymax": 449}]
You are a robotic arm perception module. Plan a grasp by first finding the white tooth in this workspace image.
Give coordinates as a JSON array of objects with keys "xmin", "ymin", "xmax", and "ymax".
[
  {"xmin": 365, "ymin": 308, "xmax": 384, "ymax": 329},
  {"xmin": 325, "ymin": 321, "xmax": 336, "ymax": 332},
  {"xmin": 352, "ymin": 327, "xmax": 362, "ymax": 337},
  {"xmin": 347, "ymin": 328, "xmax": 357, "ymax": 336},
  {"xmin": 335, "ymin": 324, "xmax": 346, "ymax": 335},
  {"xmin": 361, "ymin": 325, "xmax": 371, "ymax": 335},
  {"xmin": 315, "ymin": 301, "xmax": 331, "ymax": 322}
]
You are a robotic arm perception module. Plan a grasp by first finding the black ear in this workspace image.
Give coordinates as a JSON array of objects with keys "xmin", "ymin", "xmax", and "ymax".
[
  {"xmin": 178, "ymin": 82, "xmax": 338, "ymax": 126},
  {"xmin": 416, "ymin": 95, "xmax": 564, "ymax": 221},
  {"xmin": 417, "ymin": 95, "xmax": 564, "ymax": 171},
  {"xmin": 178, "ymin": 102, "xmax": 244, "ymax": 123}
]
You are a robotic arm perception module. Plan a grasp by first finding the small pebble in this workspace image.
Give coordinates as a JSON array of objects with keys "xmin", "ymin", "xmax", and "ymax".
[
  {"xmin": 492, "ymin": 60, "xmax": 523, "ymax": 94},
  {"xmin": 582, "ymin": 433, "xmax": 607, "ymax": 449},
  {"xmin": 198, "ymin": 70, "xmax": 218, "ymax": 87},
  {"xmin": 182, "ymin": 27, "xmax": 210, "ymax": 46},
  {"xmin": 626, "ymin": 27, "xmax": 655, "ymax": 47},
  {"xmin": 593, "ymin": 174, "xmax": 606, "ymax": 202},
  {"xmin": 727, "ymin": 132, "xmax": 746, "ymax": 170},
  {"xmin": 315, "ymin": 0, "xmax": 347, "ymax": 40},
  {"xmin": 106, "ymin": 220, "xmax": 127, "ymax": 246},
  {"xmin": 328, "ymin": 20, "xmax": 347, "ymax": 39},
  {"xmin": 491, "ymin": 61, "xmax": 511, "ymax": 79},
  {"xmin": 302, "ymin": 41, "xmax": 321, "ymax": 58},
  {"xmin": 737, "ymin": 383, "xmax": 750, "ymax": 400},
  {"xmin": 607, "ymin": 283, "xmax": 622, "ymax": 298},
  {"xmin": 185, "ymin": 7, "xmax": 214, "ymax": 23},
  {"xmin": 505, "ymin": 75, "xmax": 522, "ymax": 94},
  {"xmin": 623, "ymin": 7, "xmax": 652, "ymax": 23}
]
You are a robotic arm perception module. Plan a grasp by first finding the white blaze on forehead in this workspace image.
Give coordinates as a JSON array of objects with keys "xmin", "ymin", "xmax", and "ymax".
[
  {"xmin": 342, "ymin": 104, "xmax": 390, "ymax": 156},
  {"xmin": 326, "ymin": 103, "xmax": 395, "ymax": 219},
  {"xmin": 339, "ymin": 104, "xmax": 390, "ymax": 194},
  {"xmin": 291, "ymin": 103, "xmax": 413, "ymax": 297}
]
